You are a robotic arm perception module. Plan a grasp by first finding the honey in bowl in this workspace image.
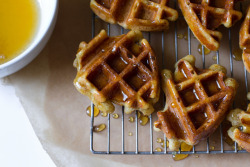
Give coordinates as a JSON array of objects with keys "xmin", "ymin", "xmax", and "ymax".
[{"xmin": 0, "ymin": 0, "xmax": 39, "ymax": 65}]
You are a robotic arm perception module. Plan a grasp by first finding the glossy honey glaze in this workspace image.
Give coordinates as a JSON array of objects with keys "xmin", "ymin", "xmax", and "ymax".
[
  {"xmin": 172, "ymin": 143, "xmax": 193, "ymax": 161},
  {"xmin": 94, "ymin": 123, "xmax": 106, "ymax": 132},
  {"xmin": 86, "ymin": 105, "xmax": 100, "ymax": 117},
  {"xmin": 198, "ymin": 44, "xmax": 211, "ymax": 55},
  {"xmin": 0, "ymin": 0, "xmax": 39, "ymax": 64}
]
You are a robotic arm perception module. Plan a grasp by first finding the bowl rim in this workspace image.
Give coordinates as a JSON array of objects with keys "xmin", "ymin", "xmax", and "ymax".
[{"xmin": 0, "ymin": 0, "xmax": 58, "ymax": 70}]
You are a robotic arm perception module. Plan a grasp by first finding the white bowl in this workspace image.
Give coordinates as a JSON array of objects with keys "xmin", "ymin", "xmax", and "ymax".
[{"xmin": 0, "ymin": 0, "xmax": 58, "ymax": 78}]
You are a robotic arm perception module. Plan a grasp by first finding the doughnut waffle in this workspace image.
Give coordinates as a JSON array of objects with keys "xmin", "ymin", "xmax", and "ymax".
[
  {"xmin": 90, "ymin": 0, "xmax": 178, "ymax": 31},
  {"xmin": 178, "ymin": 0, "xmax": 243, "ymax": 51},
  {"xmin": 227, "ymin": 104, "xmax": 250, "ymax": 152},
  {"xmin": 154, "ymin": 55, "xmax": 238, "ymax": 151},
  {"xmin": 73, "ymin": 30, "xmax": 160, "ymax": 115},
  {"xmin": 240, "ymin": 5, "xmax": 250, "ymax": 73}
]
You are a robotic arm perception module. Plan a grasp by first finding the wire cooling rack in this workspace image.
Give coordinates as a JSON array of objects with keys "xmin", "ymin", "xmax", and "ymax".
[{"xmin": 89, "ymin": 1, "xmax": 248, "ymax": 155}]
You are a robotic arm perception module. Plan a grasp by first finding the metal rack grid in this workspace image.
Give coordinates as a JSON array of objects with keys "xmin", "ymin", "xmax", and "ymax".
[{"xmin": 89, "ymin": 1, "xmax": 248, "ymax": 155}]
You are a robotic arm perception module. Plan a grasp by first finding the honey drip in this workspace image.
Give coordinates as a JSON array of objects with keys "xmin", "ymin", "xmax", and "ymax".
[
  {"xmin": 210, "ymin": 146, "xmax": 215, "ymax": 150},
  {"xmin": 183, "ymin": 31, "xmax": 188, "ymax": 40},
  {"xmin": 94, "ymin": 123, "xmax": 106, "ymax": 132},
  {"xmin": 243, "ymin": 124, "xmax": 250, "ymax": 134},
  {"xmin": 86, "ymin": 105, "xmax": 100, "ymax": 117},
  {"xmin": 232, "ymin": 145, "xmax": 243, "ymax": 150},
  {"xmin": 138, "ymin": 112, "xmax": 142, "ymax": 119},
  {"xmin": 157, "ymin": 138, "xmax": 163, "ymax": 143},
  {"xmin": 128, "ymin": 132, "xmax": 133, "ymax": 136},
  {"xmin": 161, "ymin": 140, "xmax": 169, "ymax": 148},
  {"xmin": 212, "ymin": 55, "xmax": 217, "ymax": 61},
  {"xmin": 172, "ymin": 143, "xmax": 193, "ymax": 161},
  {"xmin": 112, "ymin": 113, "xmax": 119, "ymax": 119},
  {"xmin": 139, "ymin": 115, "xmax": 149, "ymax": 126},
  {"xmin": 198, "ymin": 44, "xmax": 211, "ymax": 55},
  {"xmin": 129, "ymin": 116, "xmax": 135, "ymax": 123},
  {"xmin": 154, "ymin": 147, "xmax": 162, "ymax": 152},
  {"xmin": 171, "ymin": 102, "xmax": 176, "ymax": 108},
  {"xmin": 232, "ymin": 48, "xmax": 243, "ymax": 61},
  {"xmin": 177, "ymin": 33, "xmax": 184, "ymax": 39},
  {"xmin": 101, "ymin": 111, "xmax": 108, "ymax": 117}
]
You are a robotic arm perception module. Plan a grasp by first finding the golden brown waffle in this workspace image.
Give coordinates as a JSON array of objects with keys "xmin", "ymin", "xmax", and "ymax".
[
  {"xmin": 73, "ymin": 30, "xmax": 160, "ymax": 115},
  {"xmin": 90, "ymin": 0, "xmax": 178, "ymax": 31},
  {"xmin": 154, "ymin": 55, "xmax": 238, "ymax": 151},
  {"xmin": 178, "ymin": 0, "xmax": 243, "ymax": 51},
  {"xmin": 240, "ymin": 6, "xmax": 250, "ymax": 73},
  {"xmin": 227, "ymin": 104, "xmax": 250, "ymax": 152}
]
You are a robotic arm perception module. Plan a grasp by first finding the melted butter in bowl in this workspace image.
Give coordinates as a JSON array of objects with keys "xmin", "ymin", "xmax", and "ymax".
[
  {"xmin": 0, "ymin": 0, "xmax": 58, "ymax": 78},
  {"xmin": 0, "ymin": 0, "xmax": 39, "ymax": 65}
]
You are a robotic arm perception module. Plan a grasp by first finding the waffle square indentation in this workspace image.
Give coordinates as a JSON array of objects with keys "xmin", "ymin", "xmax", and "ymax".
[
  {"xmin": 189, "ymin": 106, "xmax": 208, "ymax": 129},
  {"xmin": 123, "ymin": 67, "xmax": 149, "ymax": 91},
  {"xmin": 106, "ymin": 50, "xmax": 129, "ymax": 74},
  {"xmin": 135, "ymin": 3, "xmax": 157, "ymax": 21},
  {"xmin": 201, "ymin": 74, "xmax": 221, "ymax": 97},
  {"xmin": 87, "ymin": 65, "xmax": 111, "ymax": 91},
  {"xmin": 178, "ymin": 85, "xmax": 200, "ymax": 107}
]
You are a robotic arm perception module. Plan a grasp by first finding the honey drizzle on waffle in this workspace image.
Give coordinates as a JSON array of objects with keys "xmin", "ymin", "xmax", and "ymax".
[
  {"xmin": 240, "ymin": 5, "xmax": 250, "ymax": 73},
  {"xmin": 90, "ymin": 0, "xmax": 178, "ymax": 31},
  {"xmin": 155, "ymin": 55, "xmax": 238, "ymax": 151},
  {"xmin": 74, "ymin": 30, "xmax": 159, "ymax": 115},
  {"xmin": 189, "ymin": 0, "xmax": 241, "ymax": 28},
  {"xmin": 227, "ymin": 104, "xmax": 250, "ymax": 152},
  {"xmin": 178, "ymin": 0, "xmax": 243, "ymax": 51}
]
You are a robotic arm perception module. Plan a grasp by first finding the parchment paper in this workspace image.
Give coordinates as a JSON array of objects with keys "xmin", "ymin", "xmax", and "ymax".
[{"xmin": 9, "ymin": 0, "xmax": 250, "ymax": 166}]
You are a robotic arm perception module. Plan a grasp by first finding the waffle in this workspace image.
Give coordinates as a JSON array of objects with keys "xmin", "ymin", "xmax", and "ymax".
[
  {"xmin": 73, "ymin": 30, "xmax": 160, "ymax": 115},
  {"xmin": 90, "ymin": 0, "xmax": 178, "ymax": 31},
  {"xmin": 154, "ymin": 55, "xmax": 238, "ymax": 151},
  {"xmin": 240, "ymin": 6, "xmax": 250, "ymax": 73},
  {"xmin": 227, "ymin": 104, "xmax": 250, "ymax": 152},
  {"xmin": 178, "ymin": 0, "xmax": 243, "ymax": 51}
]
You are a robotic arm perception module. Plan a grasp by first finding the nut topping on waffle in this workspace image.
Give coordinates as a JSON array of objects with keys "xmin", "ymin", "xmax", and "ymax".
[
  {"xmin": 154, "ymin": 55, "xmax": 238, "ymax": 151},
  {"xmin": 178, "ymin": 0, "xmax": 243, "ymax": 51},
  {"xmin": 240, "ymin": 6, "xmax": 250, "ymax": 73},
  {"xmin": 90, "ymin": 0, "xmax": 178, "ymax": 31},
  {"xmin": 73, "ymin": 30, "xmax": 160, "ymax": 115},
  {"xmin": 227, "ymin": 104, "xmax": 250, "ymax": 152}
]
